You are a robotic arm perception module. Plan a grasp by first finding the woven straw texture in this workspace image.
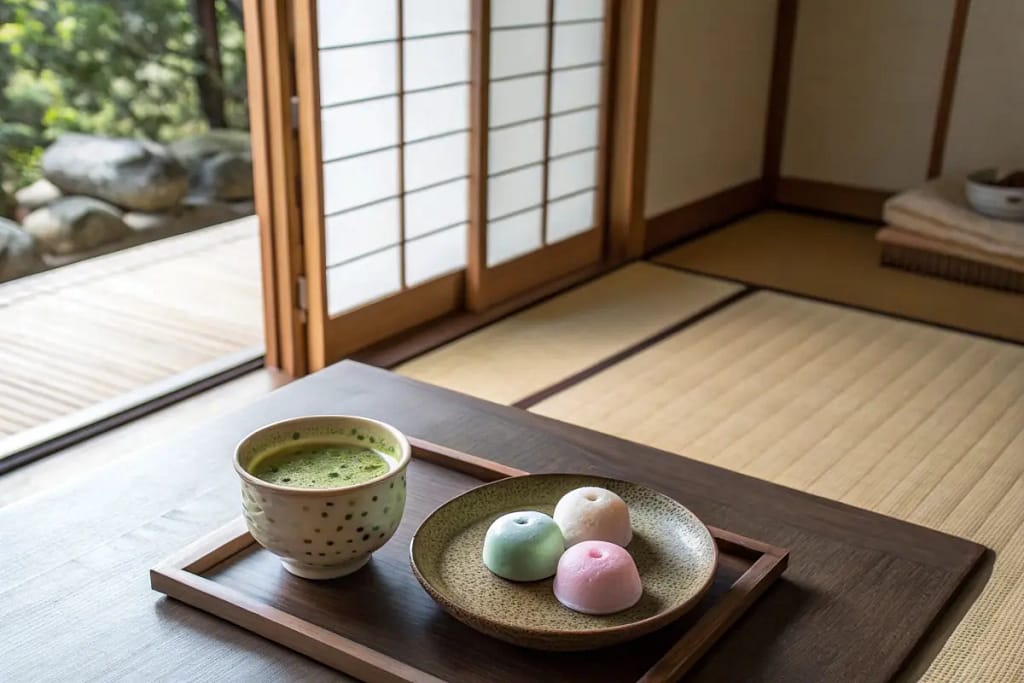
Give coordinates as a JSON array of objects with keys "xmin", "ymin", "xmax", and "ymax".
[
  {"xmin": 530, "ymin": 291, "xmax": 1024, "ymax": 682},
  {"xmin": 655, "ymin": 210, "xmax": 1024, "ymax": 343},
  {"xmin": 398, "ymin": 263, "xmax": 740, "ymax": 404}
]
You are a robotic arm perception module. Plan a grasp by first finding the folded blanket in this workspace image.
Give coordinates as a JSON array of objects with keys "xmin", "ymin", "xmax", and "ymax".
[{"xmin": 883, "ymin": 177, "xmax": 1024, "ymax": 260}]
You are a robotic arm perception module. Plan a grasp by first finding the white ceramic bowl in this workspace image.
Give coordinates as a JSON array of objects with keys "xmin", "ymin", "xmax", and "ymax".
[
  {"xmin": 234, "ymin": 415, "xmax": 411, "ymax": 579},
  {"xmin": 965, "ymin": 169, "xmax": 1024, "ymax": 221}
]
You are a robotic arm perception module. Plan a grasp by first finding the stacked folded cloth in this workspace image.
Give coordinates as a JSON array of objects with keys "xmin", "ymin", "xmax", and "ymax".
[{"xmin": 878, "ymin": 176, "xmax": 1024, "ymax": 292}]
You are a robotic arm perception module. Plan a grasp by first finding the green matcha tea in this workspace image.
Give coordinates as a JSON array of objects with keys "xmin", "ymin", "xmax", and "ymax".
[{"xmin": 249, "ymin": 443, "xmax": 390, "ymax": 488}]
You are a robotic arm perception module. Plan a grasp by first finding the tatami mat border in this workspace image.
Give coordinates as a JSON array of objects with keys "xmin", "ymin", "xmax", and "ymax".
[
  {"xmin": 513, "ymin": 288, "xmax": 754, "ymax": 409},
  {"xmin": 647, "ymin": 261, "xmax": 1024, "ymax": 349}
]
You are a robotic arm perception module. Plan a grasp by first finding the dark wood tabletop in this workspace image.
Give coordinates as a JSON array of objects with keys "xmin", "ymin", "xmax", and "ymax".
[{"xmin": 0, "ymin": 361, "xmax": 985, "ymax": 682}]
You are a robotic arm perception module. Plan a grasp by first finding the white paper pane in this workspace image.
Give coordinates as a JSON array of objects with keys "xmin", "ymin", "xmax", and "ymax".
[
  {"xmin": 404, "ymin": 132, "xmax": 467, "ymax": 191},
  {"xmin": 487, "ymin": 165, "xmax": 543, "ymax": 219},
  {"xmin": 547, "ymin": 149, "xmax": 597, "ymax": 199},
  {"xmin": 405, "ymin": 224, "xmax": 467, "ymax": 285},
  {"xmin": 404, "ymin": 178, "xmax": 468, "ymax": 239},
  {"xmin": 404, "ymin": 34, "xmax": 469, "ymax": 90},
  {"xmin": 487, "ymin": 208, "xmax": 542, "ymax": 266},
  {"xmin": 489, "ymin": 121, "xmax": 545, "ymax": 174},
  {"xmin": 404, "ymin": 0, "xmax": 469, "ymax": 36},
  {"xmin": 323, "ymin": 148, "xmax": 399, "ymax": 214},
  {"xmin": 321, "ymin": 97, "xmax": 398, "ymax": 160},
  {"xmin": 552, "ymin": 22, "xmax": 602, "ymax": 68},
  {"xmin": 327, "ymin": 247, "xmax": 402, "ymax": 315},
  {"xmin": 489, "ymin": 75, "xmax": 547, "ymax": 127},
  {"xmin": 403, "ymin": 85, "xmax": 468, "ymax": 142},
  {"xmin": 550, "ymin": 65, "xmax": 601, "ymax": 112},
  {"xmin": 491, "ymin": 27, "xmax": 548, "ymax": 79},
  {"xmin": 318, "ymin": 0, "xmax": 397, "ymax": 48},
  {"xmin": 548, "ymin": 108, "xmax": 598, "ymax": 156},
  {"xmin": 546, "ymin": 190, "xmax": 594, "ymax": 243},
  {"xmin": 491, "ymin": 0, "xmax": 548, "ymax": 27},
  {"xmin": 325, "ymin": 199, "xmax": 400, "ymax": 265},
  {"xmin": 320, "ymin": 43, "xmax": 398, "ymax": 106},
  {"xmin": 554, "ymin": 0, "xmax": 603, "ymax": 22}
]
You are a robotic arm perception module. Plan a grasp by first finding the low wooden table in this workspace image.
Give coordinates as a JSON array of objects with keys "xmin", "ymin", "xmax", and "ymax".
[{"xmin": 0, "ymin": 361, "xmax": 985, "ymax": 681}]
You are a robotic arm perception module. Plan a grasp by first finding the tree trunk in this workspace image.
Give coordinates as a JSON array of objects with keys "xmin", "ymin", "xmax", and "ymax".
[{"xmin": 191, "ymin": 0, "xmax": 227, "ymax": 129}]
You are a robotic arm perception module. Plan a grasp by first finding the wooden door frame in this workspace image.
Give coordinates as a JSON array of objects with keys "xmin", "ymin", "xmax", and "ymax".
[
  {"xmin": 252, "ymin": 0, "xmax": 657, "ymax": 372},
  {"xmin": 606, "ymin": 0, "xmax": 656, "ymax": 262},
  {"xmin": 291, "ymin": 0, "xmax": 466, "ymax": 372},
  {"xmin": 245, "ymin": 0, "xmax": 307, "ymax": 376},
  {"xmin": 466, "ymin": 0, "xmax": 657, "ymax": 310}
]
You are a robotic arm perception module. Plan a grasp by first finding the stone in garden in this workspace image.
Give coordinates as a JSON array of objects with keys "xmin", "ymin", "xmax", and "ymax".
[
  {"xmin": 22, "ymin": 196, "xmax": 130, "ymax": 255},
  {"xmin": 0, "ymin": 218, "xmax": 44, "ymax": 281},
  {"xmin": 41, "ymin": 134, "xmax": 189, "ymax": 211},
  {"xmin": 169, "ymin": 128, "xmax": 250, "ymax": 169},
  {"xmin": 229, "ymin": 199, "xmax": 255, "ymax": 216},
  {"xmin": 180, "ymin": 195, "xmax": 250, "ymax": 229},
  {"xmin": 198, "ymin": 152, "xmax": 253, "ymax": 200},
  {"xmin": 123, "ymin": 211, "xmax": 180, "ymax": 233},
  {"xmin": 14, "ymin": 178, "xmax": 62, "ymax": 211},
  {"xmin": 170, "ymin": 129, "xmax": 253, "ymax": 200}
]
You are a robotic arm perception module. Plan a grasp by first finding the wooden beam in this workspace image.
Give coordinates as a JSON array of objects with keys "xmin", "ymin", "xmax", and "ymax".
[
  {"xmin": 259, "ymin": 0, "xmax": 307, "ymax": 376},
  {"xmin": 762, "ymin": 0, "xmax": 799, "ymax": 198},
  {"xmin": 241, "ymin": 0, "xmax": 279, "ymax": 369},
  {"xmin": 928, "ymin": 0, "xmax": 972, "ymax": 178},
  {"xmin": 292, "ymin": 0, "xmax": 329, "ymax": 372},
  {"xmin": 606, "ymin": 0, "xmax": 657, "ymax": 262}
]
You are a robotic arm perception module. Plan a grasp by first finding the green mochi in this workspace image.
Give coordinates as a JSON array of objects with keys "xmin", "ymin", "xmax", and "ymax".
[{"xmin": 482, "ymin": 511, "xmax": 565, "ymax": 582}]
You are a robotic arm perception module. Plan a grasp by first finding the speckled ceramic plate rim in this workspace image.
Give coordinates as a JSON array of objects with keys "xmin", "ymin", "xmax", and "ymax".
[{"xmin": 409, "ymin": 473, "xmax": 719, "ymax": 641}]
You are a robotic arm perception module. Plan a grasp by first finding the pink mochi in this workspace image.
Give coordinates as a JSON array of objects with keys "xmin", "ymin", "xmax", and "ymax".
[{"xmin": 553, "ymin": 541, "xmax": 642, "ymax": 615}]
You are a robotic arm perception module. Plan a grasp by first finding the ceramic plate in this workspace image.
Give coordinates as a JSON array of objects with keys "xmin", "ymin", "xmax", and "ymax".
[{"xmin": 409, "ymin": 474, "xmax": 718, "ymax": 651}]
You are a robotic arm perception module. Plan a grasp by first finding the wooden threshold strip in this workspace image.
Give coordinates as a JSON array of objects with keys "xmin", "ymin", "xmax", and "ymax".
[
  {"xmin": 0, "ymin": 347, "xmax": 267, "ymax": 474},
  {"xmin": 513, "ymin": 287, "xmax": 754, "ymax": 409}
]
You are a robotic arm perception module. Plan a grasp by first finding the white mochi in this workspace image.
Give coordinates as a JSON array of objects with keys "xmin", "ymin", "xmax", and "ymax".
[{"xmin": 553, "ymin": 486, "xmax": 632, "ymax": 547}]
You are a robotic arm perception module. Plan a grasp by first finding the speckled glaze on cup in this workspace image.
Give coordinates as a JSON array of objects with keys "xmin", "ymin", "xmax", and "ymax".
[{"xmin": 235, "ymin": 415, "xmax": 410, "ymax": 580}]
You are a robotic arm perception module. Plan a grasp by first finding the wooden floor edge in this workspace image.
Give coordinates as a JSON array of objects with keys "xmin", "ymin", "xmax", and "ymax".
[
  {"xmin": 643, "ymin": 180, "xmax": 767, "ymax": 255},
  {"xmin": 0, "ymin": 348, "xmax": 267, "ymax": 475},
  {"xmin": 646, "ymin": 261, "xmax": 1024, "ymax": 349},
  {"xmin": 353, "ymin": 260, "xmax": 622, "ymax": 369},
  {"xmin": 774, "ymin": 177, "xmax": 891, "ymax": 223}
]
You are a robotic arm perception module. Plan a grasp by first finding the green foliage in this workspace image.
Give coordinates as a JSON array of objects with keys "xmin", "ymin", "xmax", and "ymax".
[{"xmin": 0, "ymin": 0, "xmax": 247, "ymax": 194}]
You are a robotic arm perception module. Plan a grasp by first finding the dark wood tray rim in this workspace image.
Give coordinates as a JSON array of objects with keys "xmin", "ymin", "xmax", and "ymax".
[{"xmin": 151, "ymin": 437, "xmax": 790, "ymax": 683}]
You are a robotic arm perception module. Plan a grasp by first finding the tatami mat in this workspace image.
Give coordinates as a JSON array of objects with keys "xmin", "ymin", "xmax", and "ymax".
[
  {"xmin": 653, "ymin": 210, "xmax": 1024, "ymax": 344},
  {"xmin": 397, "ymin": 263, "xmax": 741, "ymax": 404},
  {"xmin": 529, "ymin": 291, "xmax": 1024, "ymax": 682}
]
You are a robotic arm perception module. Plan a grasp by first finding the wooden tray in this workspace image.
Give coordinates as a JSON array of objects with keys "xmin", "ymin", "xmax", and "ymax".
[{"xmin": 151, "ymin": 439, "xmax": 789, "ymax": 682}]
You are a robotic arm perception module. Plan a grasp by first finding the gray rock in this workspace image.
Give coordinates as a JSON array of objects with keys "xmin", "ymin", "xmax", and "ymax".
[
  {"xmin": 41, "ymin": 134, "xmax": 189, "ymax": 211},
  {"xmin": 180, "ymin": 195, "xmax": 249, "ymax": 228},
  {"xmin": 14, "ymin": 178, "xmax": 63, "ymax": 210},
  {"xmin": 22, "ymin": 196, "xmax": 130, "ymax": 255},
  {"xmin": 124, "ymin": 197, "xmax": 249, "ymax": 235},
  {"xmin": 123, "ymin": 211, "xmax": 178, "ymax": 233},
  {"xmin": 169, "ymin": 129, "xmax": 250, "ymax": 171},
  {"xmin": 0, "ymin": 218, "xmax": 44, "ymax": 281},
  {"xmin": 228, "ymin": 199, "xmax": 255, "ymax": 216},
  {"xmin": 170, "ymin": 129, "xmax": 253, "ymax": 200},
  {"xmin": 198, "ymin": 151, "xmax": 253, "ymax": 200}
]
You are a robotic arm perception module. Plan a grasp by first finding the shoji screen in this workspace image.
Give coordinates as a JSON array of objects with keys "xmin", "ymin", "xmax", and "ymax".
[
  {"xmin": 316, "ymin": 0, "xmax": 471, "ymax": 316},
  {"xmin": 470, "ymin": 0, "xmax": 609, "ymax": 308},
  {"xmin": 294, "ymin": 0, "xmax": 611, "ymax": 363}
]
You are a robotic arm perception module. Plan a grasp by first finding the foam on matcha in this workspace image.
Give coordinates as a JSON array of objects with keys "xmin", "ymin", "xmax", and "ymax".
[{"xmin": 249, "ymin": 443, "xmax": 390, "ymax": 488}]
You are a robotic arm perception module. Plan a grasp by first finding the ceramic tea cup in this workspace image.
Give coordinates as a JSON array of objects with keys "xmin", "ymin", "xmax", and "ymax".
[{"xmin": 234, "ymin": 415, "xmax": 410, "ymax": 579}]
